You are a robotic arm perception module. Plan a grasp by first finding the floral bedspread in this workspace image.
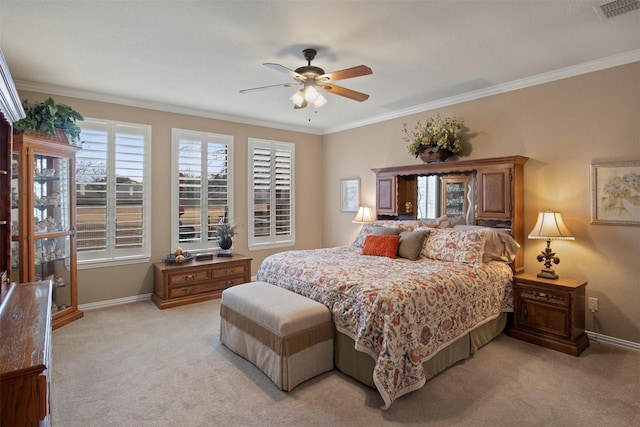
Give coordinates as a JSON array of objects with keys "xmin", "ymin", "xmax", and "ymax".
[{"xmin": 256, "ymin": 246, "xmax": 513, "ymax": 409}]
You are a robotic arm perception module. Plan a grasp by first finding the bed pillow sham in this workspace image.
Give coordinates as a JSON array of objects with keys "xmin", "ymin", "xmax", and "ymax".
[
  {"xmin": 453, "ymin": 225, "xmax": 520, "ymax": 263},
  {"xmin": 352, "ymin": 224, "xmax": 375, "ymax": 248},
  {"xmin": 421, "ymin": 227, "xmax": 486, "ymax": 264},
  {"xmin": 362, "ymin": 235, "xmax": 401, "ymax": 259}
]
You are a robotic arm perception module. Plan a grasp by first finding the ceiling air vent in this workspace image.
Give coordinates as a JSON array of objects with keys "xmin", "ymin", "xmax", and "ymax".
[{"xmin": 597, "ymin": 0, "xmax": 639, "ymax": 18}]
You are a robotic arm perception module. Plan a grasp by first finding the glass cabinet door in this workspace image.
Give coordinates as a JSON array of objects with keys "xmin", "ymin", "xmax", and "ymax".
[
  {"xmin": 32, "ymin": 153, "xmax": 73, "ymax": 314},
  {"xmin": 34, "ymin": 235, "xmax": 71, "ymax": 313},
  {"xmin": 441, "ymin": 176, "xmax": 470, "ymax": 218},
  {"xmin": 33, "ymin": 154, "xmax": 71, "ymax": 234}
]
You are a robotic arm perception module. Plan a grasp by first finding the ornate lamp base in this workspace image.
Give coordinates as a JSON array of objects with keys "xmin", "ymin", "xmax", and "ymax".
[
  {"xmin": 536, "ymin": 239, "xmax": 561, "ymax": 280},
  {"xmin": 537, "ymin": 268, "xmax": 559, "ymax": 280}
]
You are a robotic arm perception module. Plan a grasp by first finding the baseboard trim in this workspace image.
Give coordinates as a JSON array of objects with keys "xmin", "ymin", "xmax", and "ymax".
[
  {"xmin": 79, "ymin": 293, "xmax": 152, "ymax": 311},
  {"xmin": 587, "ymin": 331, "xmax": 640, "ymax": 353}
]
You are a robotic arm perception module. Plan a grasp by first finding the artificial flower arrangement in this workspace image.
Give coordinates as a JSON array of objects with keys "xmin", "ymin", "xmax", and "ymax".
[
  {"xmin": 216, "ymin": 218, "xmax": 237, "ymax": 239},
  {"xmin": 403, "ymin": 114, "xmax": 463, "ymax": 158}
]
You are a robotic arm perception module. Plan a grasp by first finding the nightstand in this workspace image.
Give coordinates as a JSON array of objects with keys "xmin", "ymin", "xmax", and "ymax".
[{"xmin": 508, "ymin": 272, "xmax": 589, "ymax": 356}]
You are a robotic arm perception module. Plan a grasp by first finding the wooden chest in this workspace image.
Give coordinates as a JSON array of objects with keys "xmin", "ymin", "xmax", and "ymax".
[{"xmin": 152, "ymin": 254, "xmax": 252, "ymax": 309}]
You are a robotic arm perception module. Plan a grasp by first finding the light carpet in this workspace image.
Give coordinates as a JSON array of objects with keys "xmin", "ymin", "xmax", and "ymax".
[{"xmin": 51, "ymin": 299, "xmax": 640, "ymax": 427}]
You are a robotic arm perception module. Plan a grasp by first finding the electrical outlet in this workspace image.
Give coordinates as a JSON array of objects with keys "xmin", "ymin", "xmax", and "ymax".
[{"xmin": 588, "ymin": 297, "xmax": 599, "ymax": 312}]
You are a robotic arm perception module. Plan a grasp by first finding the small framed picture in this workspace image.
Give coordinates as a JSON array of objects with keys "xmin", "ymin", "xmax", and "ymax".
[
  {"xmin": 340, "ymin": 178, "xmax": 360, "ymax": 212},
  {"xmin": 590, "ymin": 160, "xmax": 640, "ymax": 226}
]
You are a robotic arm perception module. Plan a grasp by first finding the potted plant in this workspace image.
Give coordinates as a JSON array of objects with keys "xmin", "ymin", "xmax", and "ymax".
[
  {"xmin": 216, "ymin": 219, "xmax": 237, "ymax": 253},
  {"xmin": 402, "ymin": 114, "xmax": 463, "ymax": 162},
  {"xmin": 13, "ymin": 97, "xmax": 84, "ymax": 145}
]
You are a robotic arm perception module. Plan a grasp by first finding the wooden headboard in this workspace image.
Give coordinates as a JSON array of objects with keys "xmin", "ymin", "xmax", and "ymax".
[{"xmin": 372, "ymin": 155, "xmax": 529, "ymax": 273}]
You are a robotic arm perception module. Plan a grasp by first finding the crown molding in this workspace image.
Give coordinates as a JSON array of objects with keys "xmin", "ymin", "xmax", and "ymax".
[
  {"xmin": 0, "ymin": 50, "xmax": 25, "ymax": 124},
  {"xmin": 14, "ymin": 80, "xmax": 323, "ymax": 135},
  {"xmin": 325, "ymin": 49, "xmax": 640, "ymax": 135}
]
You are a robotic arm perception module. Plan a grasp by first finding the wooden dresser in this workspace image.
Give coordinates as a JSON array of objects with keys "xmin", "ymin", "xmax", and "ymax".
[
  {"xmin": 0, "ymin": 280, "xmax": 53, "ymax": 427},
  {"xmin": 152, "ymin": 254, "xmax": 252, "ymax": 309}
]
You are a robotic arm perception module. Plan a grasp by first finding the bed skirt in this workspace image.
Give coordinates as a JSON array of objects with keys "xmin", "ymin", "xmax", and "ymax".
[{"xmin": 334, "ymin": 312, "xmax": 508, "ymax": 389}]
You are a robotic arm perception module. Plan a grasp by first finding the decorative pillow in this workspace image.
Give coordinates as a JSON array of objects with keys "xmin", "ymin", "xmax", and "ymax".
[
  {"xmin": 372, "ymin": 225, "xmax": 403, "ymax": 236},
  {"xmin": 422, "ymin": 228, "xmax": 486, "ymax": 264},
  {"xmin": 398, "ymin": 229, "xmax": 430, "ymax": 260},
  {"xmin": 352, "ymin": 224, "xmax": 375, "ymax": 248},
  {"xmin": 452, "ymin": 225, "xmax": 520, "ymax": 263},
  {"xmin": 362, "ymin": 235, "xmax": 401, "ymax": 259}
]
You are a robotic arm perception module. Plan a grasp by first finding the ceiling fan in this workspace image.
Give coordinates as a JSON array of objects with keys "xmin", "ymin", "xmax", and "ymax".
[{"xmin": 240, "ymin": 48, "xmax": 372, "ymax": 109}]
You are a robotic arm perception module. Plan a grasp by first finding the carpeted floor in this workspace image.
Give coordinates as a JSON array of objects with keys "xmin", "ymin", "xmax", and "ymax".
[{"xmin": 51, "ymin": 299, "xmax": 640, "ymax": 427}]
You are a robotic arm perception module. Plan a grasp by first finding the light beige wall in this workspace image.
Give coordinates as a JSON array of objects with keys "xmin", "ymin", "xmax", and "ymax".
[
  {"xmin": 323, "ymin": 63, "xmax": 640, "ymax": 344},
  {"xmin": 18, "ymin": 90, "xmax": 324, "ymax": 304}
]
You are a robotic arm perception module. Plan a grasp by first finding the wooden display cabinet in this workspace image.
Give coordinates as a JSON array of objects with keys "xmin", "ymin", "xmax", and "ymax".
[
  {"xmin": 153, "ymin": 254, "xmax": 252, "ymax": 309},
  {"xmin": 12, "ymin": 131, "xmax": 83, "ymax": 329},
  {"xmin": 508, "ymin": 272, "xmax": 589, "ymax": 356},
  {"xmin": 440, "ymin": 175, "xmax": 470, "ymax": 218}
]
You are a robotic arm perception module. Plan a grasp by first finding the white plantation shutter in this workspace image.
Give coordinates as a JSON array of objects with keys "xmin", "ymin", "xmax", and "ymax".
[
  {"xmin": 76, "ymin": 119, "xmax": 151, "ymax": 266},
  {"xmin": 248, "ymin": 138, "xmax": 295, "ymax": 249},
  {"xmin": 171, "ymin": 129, "xmax": 233, "ymax": 252}
]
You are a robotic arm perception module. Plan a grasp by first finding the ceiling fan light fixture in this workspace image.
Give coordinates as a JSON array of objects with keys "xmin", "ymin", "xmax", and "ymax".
[
  {"xmin": 290, "ymin": 90, "xmax": 305, "ymax": 107},
  {"xmin": 304, "ymin": 84, "xmax": 319, "ymax": 102},
  {"xmin": 313, "ymin": 93, "xmax": 327, "ymax": 108}
]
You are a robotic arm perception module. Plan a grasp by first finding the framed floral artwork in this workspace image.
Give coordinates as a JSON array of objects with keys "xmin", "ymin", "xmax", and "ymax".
[
  {"xmin": 341, "ymin": 178, "xmax": 360, "ymax": 212},
  {"xmin": 590, "ymin": 160, "xmax": 640, "ymax": 226}
]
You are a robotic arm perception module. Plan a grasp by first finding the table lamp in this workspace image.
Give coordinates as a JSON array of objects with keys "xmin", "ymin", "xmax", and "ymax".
[
  {"xmin": 353, "ymin": 206, "xmax": 375, "ymax": 224},
  {"xmin": 528, "ymin": 211, "xmax": 575, "ymax": 279}
]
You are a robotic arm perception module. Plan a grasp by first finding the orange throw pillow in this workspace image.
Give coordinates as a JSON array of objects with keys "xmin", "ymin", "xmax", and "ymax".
[{"xmin": 362, "ymin": 235, "xmax": 401, "ymax": 259}]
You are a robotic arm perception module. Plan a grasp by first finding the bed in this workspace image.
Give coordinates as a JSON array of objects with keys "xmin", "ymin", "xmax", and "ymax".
[{"xmin": 256, "ymin": 220, "xmax": 520, "ymax": 408}]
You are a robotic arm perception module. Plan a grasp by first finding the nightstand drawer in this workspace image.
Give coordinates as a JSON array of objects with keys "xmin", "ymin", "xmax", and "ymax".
[
  {"xmin": 167, "ymin": 268, "xmax": 211, "ymax": 286},
  {"xmin": 518, "ymin": 287, "xmax": 569, "ymax": 307}
]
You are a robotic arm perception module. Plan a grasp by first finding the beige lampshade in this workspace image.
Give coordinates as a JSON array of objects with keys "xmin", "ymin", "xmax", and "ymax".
[
  {"xmin": 353, "ymin": 206, "xmax": 375, "ymax": 224},
  {"xmin": 528, "ymin": 211, "xmax": 575, "ymax": 240}
]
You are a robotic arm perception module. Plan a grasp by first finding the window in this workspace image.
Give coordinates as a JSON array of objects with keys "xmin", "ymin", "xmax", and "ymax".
[
  {"xmin": 417, "ymin": 175, "xmax": 438, "ymax": 219},
  {"xmin": 248, "ymin": 138, "xmax": 295, "ymax": 250},
  {"xmin": 171, "ymin": 129, "xmax": 233, "ymax": 252},
  {"xmin": 76, "ymin": 119, "xmax": 151, "ymax": 266}
]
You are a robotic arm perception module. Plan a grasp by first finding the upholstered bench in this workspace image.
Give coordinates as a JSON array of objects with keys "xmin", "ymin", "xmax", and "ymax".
[{"xmin": 220, "ymin": 282, "xmax": 334, "ymax": 391}]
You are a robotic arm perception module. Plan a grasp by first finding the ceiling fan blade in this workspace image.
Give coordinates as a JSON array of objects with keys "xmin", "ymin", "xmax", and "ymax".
[
  {"xmin": 320, "ymin": 84, "xmax": 370, "ymax": 102},
  {"xmin": 239, "ymin": 82, "xmax": 300, "ymax": 93},
  {"xmin": 319, "ymin": 65, "xmax": 372, "ymax": 82},
  {"xmin": 263, "ymin": 63, "xmax": 305, "ymax": 81}
]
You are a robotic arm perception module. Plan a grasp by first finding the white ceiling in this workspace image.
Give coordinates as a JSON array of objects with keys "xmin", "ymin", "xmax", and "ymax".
[{"xmin": 1, "ymin": 1, "xmax": 639, "ymax": 134}]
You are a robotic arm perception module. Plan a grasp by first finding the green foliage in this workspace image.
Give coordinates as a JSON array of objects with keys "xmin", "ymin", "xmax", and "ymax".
[
  {"xmin": 216, "ymin": 218, "xmax": 237, "ymax": 238},
  {"xmin": 13, "ymin": 97, "xmax": 84, "ymax": 144},
  {"xmin": 402, "ymin": 114, "xmax": 464, "ymax": 157}
]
